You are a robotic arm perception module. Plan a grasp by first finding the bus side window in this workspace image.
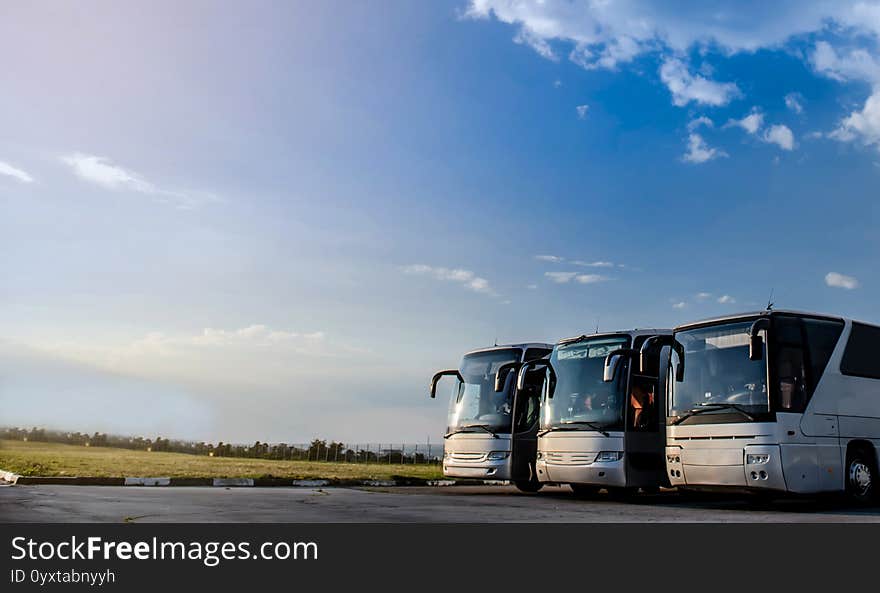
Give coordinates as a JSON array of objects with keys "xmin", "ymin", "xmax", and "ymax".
[{"xmin": 777, "ymin": 346, "xmax": 807, "ymax": 411}]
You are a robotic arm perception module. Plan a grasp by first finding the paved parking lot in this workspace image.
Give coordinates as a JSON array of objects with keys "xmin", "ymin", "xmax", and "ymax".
[{"xmin": 2, "ymin": 484, "xmax": 879, "ymax": 522}]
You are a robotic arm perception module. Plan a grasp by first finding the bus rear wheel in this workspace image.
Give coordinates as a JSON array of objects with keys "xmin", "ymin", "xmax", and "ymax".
[
  {"xmin": 846, "ymin": 448, "xmax": 876, "ymax": 505},
  {"xmin": 514, "ymin": 479, "xmax": 543, "ymax": 493}
]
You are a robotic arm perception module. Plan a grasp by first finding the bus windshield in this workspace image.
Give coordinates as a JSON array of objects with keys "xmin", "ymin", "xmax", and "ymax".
[
  {"xmin": 669, "ymin": 321, "xmax": 769, "ymax": 424},
  {"xmin": 541, "ymin": 336, "xmax": 630, "ymax": 432},
  {"xmin": 446, "ymin": 348, "xmax": 522, "ymax": 435}
]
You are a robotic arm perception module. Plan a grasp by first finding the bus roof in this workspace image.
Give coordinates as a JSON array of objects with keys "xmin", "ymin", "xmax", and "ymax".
[
  {"xmin": 556, "ymin": 328, "xmax": 672, "ymax": 346},
  {"xmin": 464, "ymin": 343, "xmax": 554, "ymax": 356},
  {"xmin": 673, "ymin": 309, "xmax": 855, "ymax": 332}
]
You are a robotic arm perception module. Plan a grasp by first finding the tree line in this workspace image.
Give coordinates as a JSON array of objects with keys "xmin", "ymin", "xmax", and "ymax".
[{"xmin": 0, "ymin": 427, "xmax": 439, "ymax": 464}]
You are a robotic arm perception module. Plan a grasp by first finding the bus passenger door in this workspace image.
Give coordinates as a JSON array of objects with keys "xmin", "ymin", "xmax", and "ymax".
[
  {"xmin": 510, "ymin": 368, "xmax": 544, "ymax": 482},
  {"xmin": 624, "ymin": 350, "xmax": 670, "ymax": 489}
]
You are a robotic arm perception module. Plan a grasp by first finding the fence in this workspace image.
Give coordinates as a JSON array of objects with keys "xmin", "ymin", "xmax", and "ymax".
[{"xmin": 252, "ymin": 443, "xmax": 442, "ymax": 464}]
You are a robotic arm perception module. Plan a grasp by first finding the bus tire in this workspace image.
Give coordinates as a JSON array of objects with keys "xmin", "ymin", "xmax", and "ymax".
[
  {"xmin": 570, "ymin": 484, "xmax": 600, "ymax": 497},
  {"xmin": 514, "ymin": 479, "xmax": 543, "ymax": 493},
  {"xmin": 845, "ymin": 446, "xmax": 876, "ymax": 505}
]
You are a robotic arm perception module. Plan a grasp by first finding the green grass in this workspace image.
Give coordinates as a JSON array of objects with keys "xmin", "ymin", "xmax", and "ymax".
[{"xmin": 0, "ymin": 440, "xmax": 443, "ymax": 481}]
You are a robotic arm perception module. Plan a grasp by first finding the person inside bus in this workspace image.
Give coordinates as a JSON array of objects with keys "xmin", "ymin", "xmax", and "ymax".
[{"xmin": 630, "ymin": 380, "xmax": 655, "ymax": 430}]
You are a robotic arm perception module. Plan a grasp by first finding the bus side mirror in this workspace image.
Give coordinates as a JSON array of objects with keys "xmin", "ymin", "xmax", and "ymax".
[
  {"xmin": 749, "ymin": 334, "xmax": 764, "ymax": 361},
  {"xmin": 494, "ymin": 362, "xmax": 520, "ymax": 392},
  {"xmin": 518, "ymin": 360, "xmax": 556, "ymax": 398},
  {"xmin": 603, "ymin": 348, "xmax": 634, "ymax": 382},
  {"xmin": 603, "ymin": 354, "xmax": 622, "ymax": 382},
  {"xmin": 430, "ymin": 369, "xmax": 463, "ymax": 399},
  {"xmin": 672, "ymin": 340, "xmax": 685, "ymax": 382},
  {"xmin": 748, "ymin": 318, "xmax": 770, "ymax": 361}
]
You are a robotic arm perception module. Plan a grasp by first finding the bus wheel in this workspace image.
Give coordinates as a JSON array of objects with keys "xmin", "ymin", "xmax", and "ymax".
[
  {"xmin": 514, "ymin": 479, "xmax": 543, "ymax": 493},
  {"xmin": 846, "ymin": 448, "xmax": 875, "ymax": 505},
  {"xmin": 570, "ymin": 484, "xmax": 599, "ymax": 497}
]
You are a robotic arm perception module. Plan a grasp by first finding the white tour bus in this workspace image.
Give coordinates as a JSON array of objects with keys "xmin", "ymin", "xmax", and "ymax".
[
  {"xmin": 430, "ymin": 343, "xmax": 554, "ymax": 492},
  {"xmin": 513, "ymin": 330, "xmax": 672, "ymax": 497},
  {"xmin": 665, "ymin": 309, "xmax": 880, "ymax": 503}
]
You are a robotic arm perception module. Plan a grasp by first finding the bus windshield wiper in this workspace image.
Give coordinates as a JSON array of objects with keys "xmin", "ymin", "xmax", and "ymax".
[
  {"xmin": 444, "ymin": 424, "xmax": 499, "ymax": 439},
  {"xmin": 539, "ymin": 421, "xmax": 610, "ymax": 438},
  {"xmin": 672, "ymin": 403, "xmax": 756, "ymax": 425}
]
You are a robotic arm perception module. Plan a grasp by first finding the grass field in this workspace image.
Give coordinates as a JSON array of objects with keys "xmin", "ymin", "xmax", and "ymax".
[{"xmin": 0, "ymin": 440, "xmax": 443, "ymax": 481}]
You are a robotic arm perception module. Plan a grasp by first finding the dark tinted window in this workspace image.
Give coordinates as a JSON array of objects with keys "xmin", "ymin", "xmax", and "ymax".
[
  {"xmin": 524, "ymin": 348, "xmax": 551, "ymax": 361},
  {"xmin": 773, "ymin": 317, "xmax": 808, "ymax": 411},
  {"xmin": 803, "ymin": 318, "xmax": 845, "ymax": 386},
  {"xmin": 841, "ymin": 323, "xmax": 880, "ymax": 380}
]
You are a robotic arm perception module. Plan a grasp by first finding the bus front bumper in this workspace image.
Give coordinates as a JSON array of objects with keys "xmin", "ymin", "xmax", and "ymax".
[
  {"xmin": 536, "ymin": 458, "xmax": 626, "ymax": 488},
  {"xmin": 443, "ymin": 458, "xmax": 511, "ymax": 480},
  {"xmin": 666, "ymin": 444, "xmax": 786, "ymax": 491}
]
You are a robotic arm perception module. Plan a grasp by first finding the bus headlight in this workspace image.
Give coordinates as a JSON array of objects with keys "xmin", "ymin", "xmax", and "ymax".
[
  {"xmin": 746, "ymin": 454, "xmax": 770, "ymax": 465},
  {"xmin": 486, "ymin": 451, "xmax": 510, "ymax": 460},
  {"xmin": 666, "ymin": 455, "xmax": 681, "ymax": 464},
  {"xmin": 595, "ymin": 451, "xmax": 623, "ymax": 462}
]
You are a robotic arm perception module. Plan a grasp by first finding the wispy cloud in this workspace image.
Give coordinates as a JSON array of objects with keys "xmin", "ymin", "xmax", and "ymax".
[
  {"xmin": 785, "ymin": 92, "xmax": 805, "ymax": 114},
  {"xmin": 545, "ymin": 271, "xmax": 608, "ymax": 284},
  {"xmin": 696, "ymin": 292, "xmax": 713, "ymax": 301},
  {"xmin": 717, "ymin": 295, "xmax": 736, "ymax": 304},
  {"xmin": 60, "ymin": 153, "xmax": 217, "ymax": 209},
  {"xmin": 660, "ymin": 57, "xmax": 741, "ymax": 107},
  {"xmin": 0, "ymin": 160, "xmax": 34, "ymax": 183},
  {"xmin": 576, "ymin": 104, "xmax": 589, "ymax": 119},
  {"xmin": 571, "ymin": 260, "xmax": 614, "ymax": 268},
  {"xmin": 825, "ymin": 271, "xmax": 859, "ymax": 290},
  {"xmin": 682, "ymin": 133, "xmax": 727, "ymax": 164},
  {"xmin": 534, "ymin": 254, "xmax": 564, "ymax": 263},
  {"xmin": 672, "ymin": 301, "xmax": 687, "ymax": 309},
  {"xmin": 401, "ymin": 264, "xmax": 495, "ymax": 295},
  {"xmin": 687, "ymin": 116, "xmax": 713, "ymax": 131}
]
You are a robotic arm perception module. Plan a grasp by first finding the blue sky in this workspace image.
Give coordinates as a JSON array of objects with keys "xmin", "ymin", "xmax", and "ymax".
[{"xmin": 1, "ymin": 1, "xmax": 879, "ymax": 443}]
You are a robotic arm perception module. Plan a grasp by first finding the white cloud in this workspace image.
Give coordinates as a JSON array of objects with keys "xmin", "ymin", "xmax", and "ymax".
[
  {"xmin": 401, "ymin": 264, "xmax": 495, "ymax": 295},
  {"xmin": 545, "ymin": 271, "xmax": 607, "ymax": 284},
  {"xmin": 0, "ymin": 160, "xmax": 34, "ymax": 183},
  {"xmin": 576, "ymin": 104, "xmax": 589, "ymax": 119},
  {"xmin": 687, "ymin": 116, "xmax": 714, "ymax": 131},
  {"xmin": 571, "ymin": 260, "xmax": 614, "ymax": 268},
  {"xmin": 575, "ymin": 274, "xmax": 607, "ymax": 284},
  {"xmin": 465, "ymin": 2, "xmax": 866, "ymax": 67},
  {"xmin": 672, "ymin": 301, "xmax": 687, "ymax": 309},
  {"xmin": 535, "ymin": 254, "xmax": 564, "ymax": 263},
  {"xmin": 659, "ymin": 57, "xmax": 741, "ymax": 107},
  {"xmin": 829, "ymin": 88, "xmax": 880, "ymax": 148},
  {"xmin": 553, "ymin": 79, "xmax": 563, "ymax": 88},
  {"xmin": 825, "ymin": 271, "xmax": 860, "ymax": 289},
  {"xmin": 763, "ymin": 124, "xmax": 795, "ymax": 150},
  {"xmin": 785, "ymin": 92, "xmax": 805, "ymax": 114},
  {"xmin": 513, "ymin": 27, "xmax": 558, "ymax": 61},
  {"xmin": 811, "ymin": 41, "xmax": 880, "ymax": 83},
  {"xmin": 682, "ymin": 133, "xmax": 727, "ymax": 164},
  {"xmin": 696, "ymin": 292, "xmax": 712, "ymax": 301},
  {"xmin": 60, "ymin": 153, "xmax": 217, "ymax": 209},
  {"xmin": 545, "ymin": 271, "xmax": 578, "ymax": 283},
  {"xmin": 727, "ymin": 109, "xmax": 764, "ymax": 134},
  {"xmin": 527, "ymin": 283, "xmax": 538, "ymax": 289},
  {"xmin": 717, "ymin": 295, "xmax": 736, "ymax": 304}
]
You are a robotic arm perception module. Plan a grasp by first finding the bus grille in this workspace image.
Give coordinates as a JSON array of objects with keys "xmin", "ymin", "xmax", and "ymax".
[
  {"xmin": 544, "ymin": 452, "xmax": 595, "ymax": 465},
  {"xmin": 449, "ymin": 452, "xmax": 485, "ymax": 462}
]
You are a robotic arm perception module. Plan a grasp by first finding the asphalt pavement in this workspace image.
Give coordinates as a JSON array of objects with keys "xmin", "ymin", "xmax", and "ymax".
[{"xmin": 2, "ymin": 484, "xmax": 879, "ymax": 522}]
